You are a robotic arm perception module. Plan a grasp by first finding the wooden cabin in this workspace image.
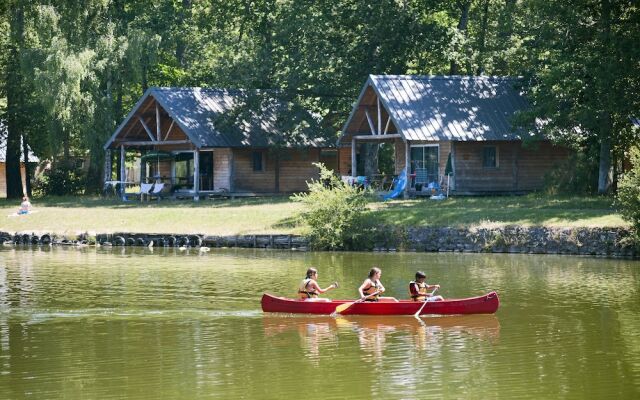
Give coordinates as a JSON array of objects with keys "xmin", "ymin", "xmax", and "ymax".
[
  {"xmin": 104, "ymin": 88, "xmax": 335, "ymax": 199},
  {"xmin": 0, "ymin": 123, "xmax": 38, "ymax": 198},
  {"xmin": 338, "ymin": 75, "xmax": 571, "ymax": 195}
]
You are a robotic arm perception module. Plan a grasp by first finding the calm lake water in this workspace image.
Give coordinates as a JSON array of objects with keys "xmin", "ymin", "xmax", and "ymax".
[{"xmin": 0, "ymin": 247, "xmax": 638, "ymax": 399}]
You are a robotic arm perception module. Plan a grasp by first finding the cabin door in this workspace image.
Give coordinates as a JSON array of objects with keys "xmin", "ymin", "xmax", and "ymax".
[
  {"xmin": 199, "ymin": 152, "xmax": 214, "ymax": 191},
  {"xmin": 410, "ymin": 145, "xmax": 439, "ymax": 185}
]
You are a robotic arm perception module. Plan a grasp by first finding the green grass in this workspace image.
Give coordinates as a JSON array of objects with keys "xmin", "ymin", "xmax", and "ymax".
[
  {"xmin": 0, "ymin": 196, "xmax": 304, "ymax": 236},
  {"xmin": 373, "ymin": 194, "xmax": 626, "ymax": 228},
  {"xmin": 0, "ymin": 194, "xmax": 627, "ymax": 236}
]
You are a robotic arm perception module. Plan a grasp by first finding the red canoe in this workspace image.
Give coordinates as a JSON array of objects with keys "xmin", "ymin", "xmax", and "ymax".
[{"xmin": 261, "ymin": 291, "xmax": 499, "ymax": 316}]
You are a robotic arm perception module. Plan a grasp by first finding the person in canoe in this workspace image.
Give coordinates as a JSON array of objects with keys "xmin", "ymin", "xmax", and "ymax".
[
  {"xmin": 358, "ymin": 267, "xmax": 394, "ymax": 302},
  {"xmin": 298, "ymin": 267, "xmax": 338, "ymax": 301},
  {"xmin": 409, "ymin": 271, "xmax": 444, "ymax": 302}
]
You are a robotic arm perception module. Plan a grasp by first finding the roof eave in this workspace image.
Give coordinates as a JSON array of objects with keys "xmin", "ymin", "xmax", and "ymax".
[
  {"xmin": 150, "ymin": 88, "xmax": 204, "ymax": 149},
  {"xmin": 336, "ymin": 75, "xmax": 408, "ymax": 146},
  {"xmin": 103, "ymin": 88, "xmax": 154, "ymax": 150},
  {"xmin": 104, "ymin": 88, "xmax": 206, "ymax": 151},
  {"xmin": 336, "ymin": 75, "xmax": 376, "ymax": 146}
]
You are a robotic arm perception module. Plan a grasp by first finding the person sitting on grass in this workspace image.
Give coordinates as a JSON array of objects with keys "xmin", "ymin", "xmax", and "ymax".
[
  {"xmin": 409, "ymin": 271, "xmax": 444, "ymax": 302},
  {"xmin": 18, "ymin": 196, "xmax": 32, "ymax": 215},
  {"xmin": 298, "ymin": 267, "xmax": 338, "ymax": 302}
]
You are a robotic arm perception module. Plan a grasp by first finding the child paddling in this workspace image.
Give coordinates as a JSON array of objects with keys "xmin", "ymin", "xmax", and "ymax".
[
  {"xmin": 298, "ymin": 267, "xmax": 338, "ymax": 302},
  {"xmin": 409, "ymin": 271, "xmax": 444, "ymax": 302}
]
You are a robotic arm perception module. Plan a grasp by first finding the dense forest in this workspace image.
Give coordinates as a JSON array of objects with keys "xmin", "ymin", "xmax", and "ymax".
[{"xmin": 0, "ymin": 0, "xmax": 638, "ymax": 198}]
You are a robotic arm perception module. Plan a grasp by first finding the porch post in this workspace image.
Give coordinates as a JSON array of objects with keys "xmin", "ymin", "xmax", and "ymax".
[
  {"xmin": 404, "ymin": 140, "xmax": 410, "ymax": 199},
  {"xmin": 120, "ymin": 145, "xmax": 126, "ymax": 200},
  {"xmin": 155, "ymin": 103, "xmax": 161, "ymax": 141},
  {"xmin": 351, "ymin": 137, "xmax": 356, "ymax": 177},
  {"xmin": 377, "ymin": 97, "xmax": 381, "ymax": 136},
  {"xmin": 193, "ymin": 149, "xmax": 200, "ymax": 201}
]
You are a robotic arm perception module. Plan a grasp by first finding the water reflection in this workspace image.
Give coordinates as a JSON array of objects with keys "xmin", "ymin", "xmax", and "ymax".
[
  {"xmin": 0, "ymin": 248, "xmax": 637, "ymax": 399},
  {"xmin": 263, "ymin": 314, "xmax": 500, "ymax": 363}
]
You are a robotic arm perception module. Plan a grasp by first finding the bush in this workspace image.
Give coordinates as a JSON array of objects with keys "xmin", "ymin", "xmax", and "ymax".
[
  {"xmin": 33, "ymin": 164, "xmax": 86, "ymax": 196},
  {"xmin": 617, "ymin": 147, "xmax": 640, "ymax": 235},
  {"xmin": 292, "ymin": 163, "xmax": 375, "ymax": 250},
  {"xmin": 543, "ymin": 152, "xmax": 598, "ymax": 195}
]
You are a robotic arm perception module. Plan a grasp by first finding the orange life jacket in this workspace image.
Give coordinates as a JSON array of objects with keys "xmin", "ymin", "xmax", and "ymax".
[
  {"xmin": 298, "ymin": 278, "xmax": 318, "ymax": 299},
  {"xmin": 362, "ymin": 280, "xmax": 380, "ymax": 302},
  {"xmin": 410, "ymin": 281, "xmax": 429, "ymax": 301}
]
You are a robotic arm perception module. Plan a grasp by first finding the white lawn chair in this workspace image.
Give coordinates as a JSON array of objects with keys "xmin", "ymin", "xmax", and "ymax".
[
  {"xmin": 149, "ymin": 182, "xmax": 165, "ymax": 201},
  {"xmin": 138, "ymin": 183, "xmax": 154, "ymax": 201}
]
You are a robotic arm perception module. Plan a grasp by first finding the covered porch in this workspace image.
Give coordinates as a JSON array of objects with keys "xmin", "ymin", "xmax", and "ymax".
[
  {"xmin": 104, "ymin": 87, "xmax": 334, "ymax": 200},
  {"xmin": 103, "ymin": 90, "xmax": 226, "ymax": 200},
  {"xmin": 337, "ymin": 78, "xmax": 454, "ymax": 198}
]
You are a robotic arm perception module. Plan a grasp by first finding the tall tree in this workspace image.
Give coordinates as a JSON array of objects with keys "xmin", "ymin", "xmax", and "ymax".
[
  {"xmin": 5, "ymin": 0, "xmax": 26, "ymax": 199},
  {"xmin": 517, "ymin": 0, "xmax": 640, "ymax": 193}
]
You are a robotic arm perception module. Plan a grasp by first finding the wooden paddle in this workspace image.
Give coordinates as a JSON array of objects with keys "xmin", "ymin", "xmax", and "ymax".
[
  {"xmin": 413, "ymin": 287, "xmax": 439, "ymax": 318},
  {"xmin": 331, "ymin": 291, "xmax": 380, "ymax": 317}
]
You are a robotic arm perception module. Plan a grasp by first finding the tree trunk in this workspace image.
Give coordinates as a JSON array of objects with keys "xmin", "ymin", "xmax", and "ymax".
[
  {"xmin": 22, "ymin": 134, "xmax": 31, "ymax": 196},
  {"xmin": 597, "ymin": 136, "xmax": 611, "ymax": 194},
  {"xmin": 596, "ymin": 0, "xmax": 613, "ymax": 195},
  {"xmin": 5, "ymin": 0, "xmax": 26, "ymax": 199},
  {"xmin": 362, "ymin": 143, "xmax": 379, "ymax": 177},
  {"xmin": 449, "ymin": 1, "xmax": 471, "ymax": 75},
  {"xmin": 116, "ymin": 151, "xmax": 122, "ymax": 182}
]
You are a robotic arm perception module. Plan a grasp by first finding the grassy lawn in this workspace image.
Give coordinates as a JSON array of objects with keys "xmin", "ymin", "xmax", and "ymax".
[
  {"xmin": 0, "ymin": 194, "xmax": 627, "ymax": 236},
  {"xmin": 0, "ymin": 196, "xmax": 305, "ymax": 236},
  {"xmin": 373, "ymin": 195, "xmax": 626, "ymax": 228}
]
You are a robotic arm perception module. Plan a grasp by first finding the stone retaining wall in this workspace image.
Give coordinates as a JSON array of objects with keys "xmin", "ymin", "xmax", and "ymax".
[
  {"xmin": 0, "ymin": 232, "xmax": 309, "ymax": 250},
  {"xmin": 400, "ymin": 226, "xmax": 638, "ymax": 258},
  {"xmin": 0, "ymin": 227, "xmax": 637, "ymax": 258}
]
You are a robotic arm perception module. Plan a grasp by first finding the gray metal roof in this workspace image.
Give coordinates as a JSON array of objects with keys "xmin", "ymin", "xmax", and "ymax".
[
  {"xmin": 341, "ymin": 75, "xmax": 530, "ymax": 143},
  {"xmin": 0, "ymin": 121, "xmax": 39, "ymax": 162},
  {"xmin": 105, "ymin": 87, "xmax": 328, "ymax": 149}
]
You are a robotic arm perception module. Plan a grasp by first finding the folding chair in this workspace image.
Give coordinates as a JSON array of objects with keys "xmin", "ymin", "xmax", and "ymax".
[
  {"xmin": 137, "ymin": 183, "xmax": 154, "ymax": 201},
  {"xmin": 149, "ymin": 183, "xmax": 165, "ymax": 201}
]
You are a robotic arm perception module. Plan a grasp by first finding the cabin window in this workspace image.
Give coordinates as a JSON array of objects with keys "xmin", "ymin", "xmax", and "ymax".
[
  {"xmin": 252, "ymin": 151, "xmax": 264, "ymax": 172},
  {"xmin": 483, "ymin": 146, "xmax": 498, "ymax": 168},
  {"xmin": 410, "ymin": 145, "xmax": 439, "ymax": 184},
  {"xmin": 174, "ymin": 152, "xmax": 195, "ymax": 188}
]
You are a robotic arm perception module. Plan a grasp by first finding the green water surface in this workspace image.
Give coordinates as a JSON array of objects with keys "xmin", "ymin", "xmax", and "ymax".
[{"xmin": 0, "ymin": 247, "xmax": 638, "ymax": 399}]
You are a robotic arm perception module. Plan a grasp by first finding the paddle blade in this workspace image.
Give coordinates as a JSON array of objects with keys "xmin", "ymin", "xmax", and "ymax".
[{"xmin": 334, "ymin": 301, "xmax": 354, "ymax": 315}]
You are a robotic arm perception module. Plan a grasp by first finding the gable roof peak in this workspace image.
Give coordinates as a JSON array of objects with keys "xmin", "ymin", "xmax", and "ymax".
[{"xmin": 339, "ymin": 74, "xmax": 530, "ymax": 144}]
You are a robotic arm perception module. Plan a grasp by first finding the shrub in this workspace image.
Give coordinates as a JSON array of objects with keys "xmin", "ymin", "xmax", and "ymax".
[
  {"xmin": 292, "ymin": 163, "xmax": 375, "ymax": 250},
  {"xmin": 617, "ymin": 147, "xmax": 640, "ymax": 236},
  {"xmin": 33, "ymin": 164, "xmax": 86, "ymax": 196},
  {"xmin": 543, "ymin": 152, "xmax": 598, "ymax": 195}
]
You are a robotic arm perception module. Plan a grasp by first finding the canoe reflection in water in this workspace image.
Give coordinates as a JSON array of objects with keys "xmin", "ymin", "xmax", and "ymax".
[{"xmin": 263, "ymin": 314, "xmax": 500, "ymax": 362}]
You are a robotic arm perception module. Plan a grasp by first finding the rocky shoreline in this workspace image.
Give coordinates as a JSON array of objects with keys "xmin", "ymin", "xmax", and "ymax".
[{"xmin": 0, "ymin": 226, "xmax": 637, "ymax": 259}]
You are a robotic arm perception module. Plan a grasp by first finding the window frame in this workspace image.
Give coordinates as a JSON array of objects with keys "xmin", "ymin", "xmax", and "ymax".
[
  {"xmin": 482, "ymin": 145, "xmax": 499, "ymax": 169},
  {"xmin": 409, "ymin": 144, "xmax": 440, "ymax": 184},
  {"xmin": 252, "ymin": 150, "xmax": 265, "ymax": 172}
]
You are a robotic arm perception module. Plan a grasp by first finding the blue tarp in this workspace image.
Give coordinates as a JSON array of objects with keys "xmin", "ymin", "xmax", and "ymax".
[{"xmin": 383, "ymin": 168, "xmax": 407, "ymax": 201}]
